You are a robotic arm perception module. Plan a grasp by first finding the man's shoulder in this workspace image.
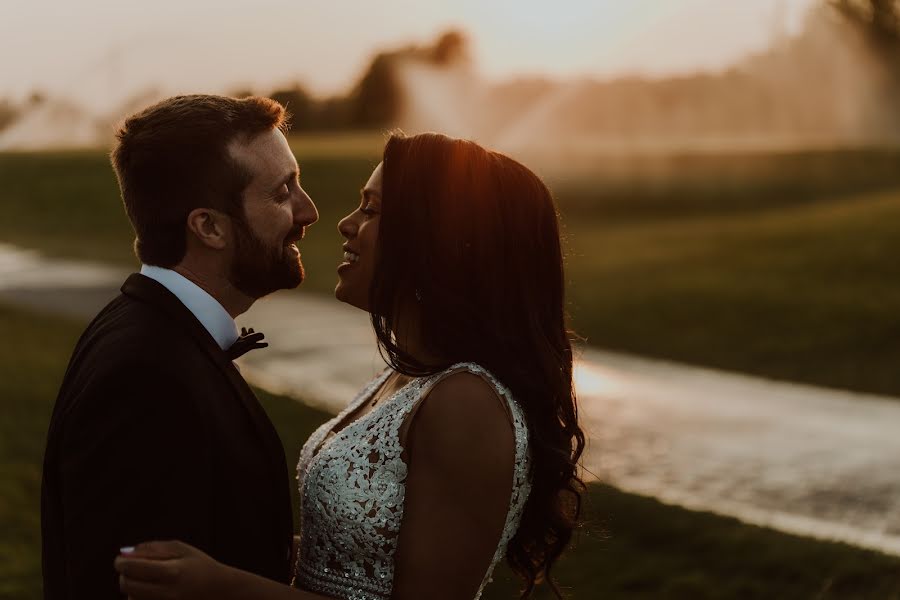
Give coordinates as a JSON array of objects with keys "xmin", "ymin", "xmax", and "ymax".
[
  {"xmin": 76, "ymin": 293, "xmax": 211, "ymax": 374},
  {"xmin": 56, "ymin": 293, "xmax": 227, "ymax": 415}
]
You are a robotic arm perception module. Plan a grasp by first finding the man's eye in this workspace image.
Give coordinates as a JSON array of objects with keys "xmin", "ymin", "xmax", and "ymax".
[{"xmin": 276, "ymin": 184, "xmax": 290, "ymax": 200}]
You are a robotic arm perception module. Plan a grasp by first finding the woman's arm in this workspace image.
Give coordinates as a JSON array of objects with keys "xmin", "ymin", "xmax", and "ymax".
[
  {"xmin": 114, "ymin": 541, "xmax": 331, "ymax": 600},
  {"xmin": 390, "ymin": 372, "xmax": 517, "ymax": 600}
]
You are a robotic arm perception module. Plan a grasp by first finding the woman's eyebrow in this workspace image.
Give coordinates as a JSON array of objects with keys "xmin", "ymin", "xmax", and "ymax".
[{"xmin": 361, "ymin": 188, "xmax": 381, "ymax": 202}]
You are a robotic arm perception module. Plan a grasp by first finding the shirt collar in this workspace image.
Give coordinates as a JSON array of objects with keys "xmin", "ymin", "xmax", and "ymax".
[{"xmin": 139, "ymin": 264, "xmax": 239, "ymax": 351}]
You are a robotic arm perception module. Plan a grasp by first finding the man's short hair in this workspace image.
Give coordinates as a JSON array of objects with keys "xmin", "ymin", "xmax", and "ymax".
[{"xmin": 111, "ymin": 94, "xmax": 288, "ymax": 267}]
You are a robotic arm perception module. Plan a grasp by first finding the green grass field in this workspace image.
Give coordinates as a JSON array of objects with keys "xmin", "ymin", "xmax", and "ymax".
[
  {"xmin": 2, "ymin": 303, "xmax": 899, "ymax": 599},
  {"xmin": 2, "ymin": 143, "xmax": 900, "ymax": 397},
  {"xmin": 564, "ymin": 188, "xmax": 900, "ymax": 394}
]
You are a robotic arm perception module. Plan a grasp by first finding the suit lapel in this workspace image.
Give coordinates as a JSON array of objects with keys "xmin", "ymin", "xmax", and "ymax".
[{"xmin": 120, "ymin": 274, "xmax": 288, "ymax": 479}]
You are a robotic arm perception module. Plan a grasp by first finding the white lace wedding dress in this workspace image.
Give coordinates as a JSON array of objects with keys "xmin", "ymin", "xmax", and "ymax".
[{"xmin": 294, "ymin": 362, "xmax": 532, "ymax": 600}]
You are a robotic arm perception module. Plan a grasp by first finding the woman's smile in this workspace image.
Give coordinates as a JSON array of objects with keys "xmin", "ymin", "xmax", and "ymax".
[{"xmin": 338, "ymin": 245, "xmax": 360, "ymax": 274}]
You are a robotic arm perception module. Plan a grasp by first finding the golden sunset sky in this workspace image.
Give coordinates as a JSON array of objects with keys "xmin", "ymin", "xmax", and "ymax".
[{"xmin": 1, "ymin": 0, "xmax": 817, "ymax": 113}]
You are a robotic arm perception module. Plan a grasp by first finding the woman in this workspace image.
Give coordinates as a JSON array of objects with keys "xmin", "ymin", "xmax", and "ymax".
[{"xmin": 115, "ymin": 133, "xmax": 585, "ymax": 599}]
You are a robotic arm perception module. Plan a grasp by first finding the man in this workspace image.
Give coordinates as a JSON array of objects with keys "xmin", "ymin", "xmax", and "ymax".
[{"xmin": 41, "ymin": 94, "xmax": 318, "ymax": 598}]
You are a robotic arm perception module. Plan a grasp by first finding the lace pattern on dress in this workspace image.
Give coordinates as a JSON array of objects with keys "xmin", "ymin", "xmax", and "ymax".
[{"xmin": 295, "ymin": 362, "xmax": 532, "ymax": 600}]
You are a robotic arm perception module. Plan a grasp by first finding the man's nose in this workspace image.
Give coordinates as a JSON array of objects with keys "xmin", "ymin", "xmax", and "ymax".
[{"xmin": 294, "ymin": 188, "xmax": 319, "ymax": 226}]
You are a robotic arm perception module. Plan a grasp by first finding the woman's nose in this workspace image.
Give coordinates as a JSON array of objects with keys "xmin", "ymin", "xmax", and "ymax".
[{"xmin": 338, "ymin": 213, "xmax": 357, "ymax": 238}]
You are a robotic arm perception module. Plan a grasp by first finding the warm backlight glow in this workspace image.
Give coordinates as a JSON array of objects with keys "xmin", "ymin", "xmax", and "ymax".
[{"xmin": 0, "ymin": 0, "xmax": 817, "ymax": 113}]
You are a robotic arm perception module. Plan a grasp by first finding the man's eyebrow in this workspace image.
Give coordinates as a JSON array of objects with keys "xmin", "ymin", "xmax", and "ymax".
[{"xmin": 274, "ymin": 169, "xmax": 299, "ymax": 191}]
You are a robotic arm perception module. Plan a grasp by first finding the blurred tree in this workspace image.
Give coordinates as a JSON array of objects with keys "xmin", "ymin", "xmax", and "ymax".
[
  {"xmin": 349, "ymin": 53, "xmax": 400, "ymax": 128},
  {"xmin": 0, "ymin": 99, "xmax": 19, "ymax": 132},
  {"xmin": 229, "ymin": 87, "xmax": 256, "ymax": 99},
  {"xmin": 830, "ymin": 0, "xmax": 900, "ymax": 134},
  {"xmin": 430, "ymin": 30, "xmax": 469, "ymax": 66},
  {"xmin": 27, "ymin": 91, "xmax": 46, "ymax": 106},
  {"xmin": 269, "ymin": 84, "xmax": 315, "ymax": 130},
  {"xmin": 348, "ymin": 29, "xmax": 470, "ymax": 129},
  {"xmin": 831, "ymin": 0, "xmax": 900, "ymax": 42},
  {"xmin": 249, "ymin": 30, "xmax": 470, "ymax": 132},
  {"xmin": 315, "ymin": 97, "xmax": 354, "ymax": 130}
]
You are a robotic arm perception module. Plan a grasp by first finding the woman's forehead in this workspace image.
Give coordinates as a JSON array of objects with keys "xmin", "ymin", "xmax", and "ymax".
[{"xmin": 363, "ymin": 162, "xmax": 384, "ymax": 196}]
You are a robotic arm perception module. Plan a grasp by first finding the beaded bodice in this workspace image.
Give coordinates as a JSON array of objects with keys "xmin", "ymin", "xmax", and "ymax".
[{"xmin": 294, "ymin": 362, "xmax": 532, "ymax": 600}]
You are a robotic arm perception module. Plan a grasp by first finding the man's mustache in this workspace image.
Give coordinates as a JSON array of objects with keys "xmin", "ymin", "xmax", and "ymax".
[{"xmin": 285, "ymin": 226, "xmax": 305, "ymax": 243}]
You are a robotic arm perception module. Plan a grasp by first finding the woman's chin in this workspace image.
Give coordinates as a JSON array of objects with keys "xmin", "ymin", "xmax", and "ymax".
[
  {"xmin": 334, "ymin": 283, "xmax": 369, "ymax": 313},
  {"xmin": 333, "ymin": 281, "xmax": 354, "ymax": 306}
]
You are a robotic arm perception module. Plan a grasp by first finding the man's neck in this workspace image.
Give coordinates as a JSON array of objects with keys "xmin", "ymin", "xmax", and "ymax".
[{"xmin": 171, "ymin": 265, "xmax": 253, "ymax": 319}]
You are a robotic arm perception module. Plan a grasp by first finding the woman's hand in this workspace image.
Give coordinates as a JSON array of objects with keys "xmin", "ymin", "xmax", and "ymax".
[{"xmin": 114, "ymin": 540, "xmax": 231, "ymax": 600}]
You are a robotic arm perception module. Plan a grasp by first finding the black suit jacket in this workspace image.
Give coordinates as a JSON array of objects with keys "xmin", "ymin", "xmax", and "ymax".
[{"xmin": 41, "ymin": 273, "xmax": 294, "ymax": 599}]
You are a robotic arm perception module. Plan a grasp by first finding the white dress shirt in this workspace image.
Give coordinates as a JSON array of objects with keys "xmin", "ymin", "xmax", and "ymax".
[{"xmin": 140, "ymin": 264, "xmax": 239, "ymax": 351}]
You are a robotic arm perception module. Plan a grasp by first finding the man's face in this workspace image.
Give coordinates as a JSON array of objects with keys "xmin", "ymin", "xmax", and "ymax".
[{"xmin": 227, "ymin": 128, "xmax": 318, "ymax": 299}]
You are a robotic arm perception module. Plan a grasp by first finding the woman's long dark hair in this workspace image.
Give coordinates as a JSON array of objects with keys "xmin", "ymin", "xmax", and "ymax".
[{"xmin": 370, "ymin": 132, "xmax": 585, "ymax": 597}]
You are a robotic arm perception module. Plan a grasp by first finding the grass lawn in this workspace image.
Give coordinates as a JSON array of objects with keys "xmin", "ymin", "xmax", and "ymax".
[
  {"xmin": 564, "ymin": 188, "xmax": 900, "ymax": 395},
  {"xmin": 2, "ymin": 303, "xmax": 900, "ymax": 599},
  {"xmin": 2, "ymin": 145, "xmax": 900, "ymax": 397}
]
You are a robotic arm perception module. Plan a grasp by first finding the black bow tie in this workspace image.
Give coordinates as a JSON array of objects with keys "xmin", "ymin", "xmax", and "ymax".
[{"xmin": 227, "ymin": 327, "xmax": 268, "ymax": 360}]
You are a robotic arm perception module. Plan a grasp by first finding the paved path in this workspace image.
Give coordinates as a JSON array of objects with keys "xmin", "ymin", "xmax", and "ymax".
[{"xmin": 2, "ymin": 242, "xmax": 898, "ymax": 556}]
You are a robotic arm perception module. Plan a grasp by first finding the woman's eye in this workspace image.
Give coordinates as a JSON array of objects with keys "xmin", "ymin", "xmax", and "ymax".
[{"xmin": 361, "ymin": 205, "xmax": 378, "ymax": 216}]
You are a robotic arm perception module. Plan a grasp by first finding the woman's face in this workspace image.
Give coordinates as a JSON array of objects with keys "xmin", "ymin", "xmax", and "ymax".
[{"xmin": 335, "ymin": 162, "xmax": 382, "ymax": 311}]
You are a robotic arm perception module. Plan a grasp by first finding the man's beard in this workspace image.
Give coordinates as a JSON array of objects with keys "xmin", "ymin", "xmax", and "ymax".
[{"xmin": 230, "ymin": 217, "xmax": 304, "ymax": 299}]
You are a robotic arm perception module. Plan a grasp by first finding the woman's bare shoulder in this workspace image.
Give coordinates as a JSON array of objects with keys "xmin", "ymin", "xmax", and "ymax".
[{"xmin": 408, "ymin": 369, "xmax": 515, "ymax": 474}]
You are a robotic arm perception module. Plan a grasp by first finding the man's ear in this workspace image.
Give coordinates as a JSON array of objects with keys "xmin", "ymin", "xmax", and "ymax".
[{"xmin": 186, "ymin": 208, "xmax": 229, "ymax": 250}]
